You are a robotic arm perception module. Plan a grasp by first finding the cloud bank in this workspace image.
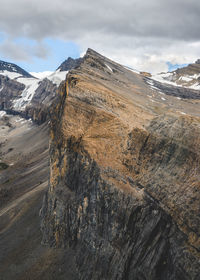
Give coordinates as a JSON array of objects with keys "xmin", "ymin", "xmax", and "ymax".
[{"xmin": 0, "ymin": 0, "xmax": 200, "ymax": 72}]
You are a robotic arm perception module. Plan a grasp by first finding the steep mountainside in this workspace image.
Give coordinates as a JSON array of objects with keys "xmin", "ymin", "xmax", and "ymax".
[
  {"xmin": 41, "ymin": 49, "xmax": 200, "ymax": 279},
  {"xmin": 0, "ymin": 49, "xmax": 199, "ymax": 279}
]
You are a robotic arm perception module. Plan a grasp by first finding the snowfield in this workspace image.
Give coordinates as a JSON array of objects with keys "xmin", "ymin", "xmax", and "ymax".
[
  {"xmin": 152, "ymin": 72, "xmax": 200, "ymax": 90},
  {"xmin": 0, "ymin": 70, "xmax": 22, "ymax": 80},
  {"xmin": 46, "ymin": 70, "xmax": 68, "ymax": 85},
  {"xmin": 13, "ymin": 78, "xmax": 40, "ymax": 110},
  {"xmin": 0, "ymin": 69, "xmax": 68, "ymax": 111},
  {"xmin": 30, "ymin": 71, "xmax": 54, "ymax": 79}
]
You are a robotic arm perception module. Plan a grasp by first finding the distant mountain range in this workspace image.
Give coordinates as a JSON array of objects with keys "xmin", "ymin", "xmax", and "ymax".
[{"xmin": 152, "ymin": 59, "xmax": 200, "ymax": 90}]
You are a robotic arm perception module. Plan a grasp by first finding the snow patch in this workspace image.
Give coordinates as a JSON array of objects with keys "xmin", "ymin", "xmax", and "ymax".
[
  {"xmin": 192, "ymin": 73, "xmax": 200, "ymax": 79},
  {"xmin": 13, "ymin": 78, "xmax": 40, "ymax": 110},
  {"xmin": 152, "ymin": 73, "xmax": 176, "ymax": 86},
  {"xmin": 30, "ymin": 71, "xmax": 54, "ymax": 79},
  {"xmin": 179, "ymin": 76, "xmax": 193, "ymax": 82},
  {"xmin": 189, "ymin": 82, "xmax": 200, "ymax": 90},
  {"xmin": 47, "ymin": 70, "xmax": 68, "ymax": 85},
  {"xmin": 146, "ymin": 79, "xmax": 167, "ymax": 96},
  {"xmin": 0, "ymin": 111, "xmax": 6, "ymax": 118},
  {"xmin": 105, "ymin": 64, "xmax": 113, "ymax": 72},
  {"xmin": 0, "ymin": 70, "xmax": 22, "ymax": 79},
  {"xmin": 147, "ymin": 80, "xmax": 154, "ymax": 85},
  {"xmin": 152, "ymin": 72, "xmax": 200, "ymax": 90}
]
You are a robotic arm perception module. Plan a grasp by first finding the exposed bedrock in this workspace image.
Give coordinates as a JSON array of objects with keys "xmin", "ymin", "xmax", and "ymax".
[{"xmin": 41, "ymin": 50, "xmax": 200, "ymax": 279}]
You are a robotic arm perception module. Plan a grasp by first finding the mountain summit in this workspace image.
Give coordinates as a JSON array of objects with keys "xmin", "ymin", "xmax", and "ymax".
[
  {"xmin": 0, "ymin": 60, "xmax": 33, "ymax": 78},
  {"xmin": 57, "ymin": 57, "xmax": 83, "ymax": 71}
]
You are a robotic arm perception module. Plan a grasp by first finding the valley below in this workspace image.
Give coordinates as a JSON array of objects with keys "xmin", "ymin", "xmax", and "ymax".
[{"xmin": 0, "ymin": 114, "xmax": 78, "ymax": 280}]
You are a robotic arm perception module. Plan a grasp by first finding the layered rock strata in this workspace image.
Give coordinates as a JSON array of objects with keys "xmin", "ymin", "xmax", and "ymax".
[{"xmin": 41, "ymin": 49, "xmax": 200, "ymax": 279}]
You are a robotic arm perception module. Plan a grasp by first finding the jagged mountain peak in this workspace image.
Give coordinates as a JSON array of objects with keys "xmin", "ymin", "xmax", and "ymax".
[
  {"xmin": 83, "ymin": 48, "xmax": 131, "ymax": 75},
  {"xmin": 85, "ymin": 48, "xmax": 106, "ymax": 58},
  {"xmin": 0, "ymin": 60, "xmax": 33, "ymax": 78},
  {"xmin": 84, "ymin": 48, "xmax": 117, "ymax": 65},
  {"xmin": 57, "ymin": 57, "xmax": 83, "ymax": 71}
]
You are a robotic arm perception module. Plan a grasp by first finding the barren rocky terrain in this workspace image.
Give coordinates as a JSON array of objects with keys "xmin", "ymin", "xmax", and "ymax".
[
  {"xmin": 0, "ymin": 49, "xmax": 200, "ymax": 279},
  {"xmin": 41, "ymin": 49, "xmax": 200, "ymax": 279}
]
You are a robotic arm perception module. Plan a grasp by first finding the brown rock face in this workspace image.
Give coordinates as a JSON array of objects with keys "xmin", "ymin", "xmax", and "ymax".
[{"xmin": 41, "ymin": 49, "xmax": 200, "ymax": 279}]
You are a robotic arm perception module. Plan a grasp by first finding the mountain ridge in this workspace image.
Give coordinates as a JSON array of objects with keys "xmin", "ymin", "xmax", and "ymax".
[
  {"xmin": 0, "ymin": 48, "xmax": 200, "ymax": 279},
  {"xmin": 0, "ymin": 60, "xmax": 33, "ymax": 78},
  {"xmin": 1, "ymin": 49, "xmax": 200, "ymax": 123},
  {"xmin": 152, "ymin": 58, "xmax": 200, "ymax": 90},
  {"xmin": 41, "ymin": 48, "xmax": 200, "ymax": 279}
]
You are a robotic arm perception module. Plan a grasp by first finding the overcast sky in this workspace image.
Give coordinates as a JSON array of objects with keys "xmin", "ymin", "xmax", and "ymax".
[{"xmin": 0, "ymin": 0, "xmax": 200, "ymax": 73}]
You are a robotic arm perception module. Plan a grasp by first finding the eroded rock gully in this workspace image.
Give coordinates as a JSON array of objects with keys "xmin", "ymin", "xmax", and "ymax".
[{"xmin": 41, "ymin": 50, "xmax": 200, "ymax": 279}]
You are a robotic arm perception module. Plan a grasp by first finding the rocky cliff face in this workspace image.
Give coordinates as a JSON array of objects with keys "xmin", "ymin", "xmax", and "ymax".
[{"xmin": 41, "ymin": 49, "xmax": 200, "ymax": 279}]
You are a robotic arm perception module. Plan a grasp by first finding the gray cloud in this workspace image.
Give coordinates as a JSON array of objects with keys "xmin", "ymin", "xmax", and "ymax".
[
  {"xmin": 33, "ymin": 43, "xmax": 50, "ymax": 59},
  {"xmin": 1, "ymin": 0, "xmax": 200, "ymax": 40},
  {"xmin": 0, "ymin": 39, "xmax": 49, "ymax": 62},
  {"xmin": 0, "ymin": 0, "xmax": 200, "ymax": 72},
  {"xmin": 0, "ymin": 40, "xmax": 31, "ymax": 61}
]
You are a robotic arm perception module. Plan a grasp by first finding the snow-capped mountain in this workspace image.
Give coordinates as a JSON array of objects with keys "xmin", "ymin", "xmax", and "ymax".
[
  {"xmin": 152, "ymin": 59, "xmax": 200, "ymax": 90},
  {"xmin": 0, "ymin": 60, "xmax": 33, "ymax": 79},
  {"xmin": 45, "ymin": 57, "xmax": 83, "ymax": 85},
  {"xmin": 0, "ymin": 57, "xmax": 83, "ymax": 123},
  {"xmin": 0, "ymin": 60, "xmax": 42, "ymax": 111},
  {"xmin": 30, "ymin": 57, "xmax": 83, "ymax": 85}
]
